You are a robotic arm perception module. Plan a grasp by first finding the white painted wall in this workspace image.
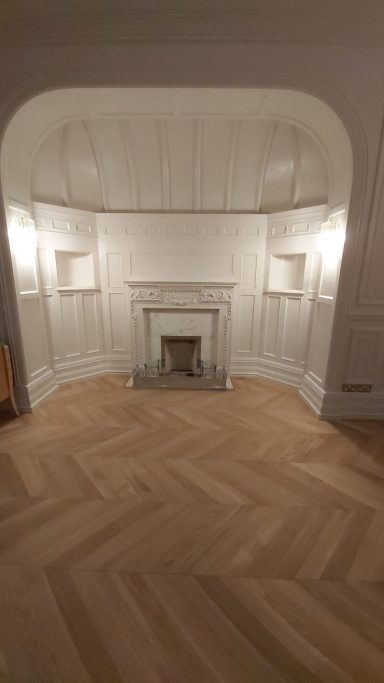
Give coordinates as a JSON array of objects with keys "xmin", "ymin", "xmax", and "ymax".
[
  {"xmin": 30, "ymin": 202, "xmax": 334, "ymax": 398},
  {"xmin": 35, "ymin": 207, "xmax": 105, "ymax": 386},
  {"xmin": 258, "ymin": 205, "xmax": 326, "ymax": 386}
]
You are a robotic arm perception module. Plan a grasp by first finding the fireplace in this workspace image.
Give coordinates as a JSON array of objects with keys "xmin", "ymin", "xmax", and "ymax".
[
  {"xmin": 162, "ymin": 336, "xmax": 201, "ymax": 373},
  {"xmin": 126, "ymin": 281, "xmax": 235, "ymax": 389}
]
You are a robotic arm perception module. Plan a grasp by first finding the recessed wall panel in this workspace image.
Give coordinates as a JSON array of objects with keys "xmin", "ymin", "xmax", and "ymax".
[
  {"xmin": 20, "ymin": 298, "xmax": 48, "ymax": 376},
  {"xmin": 107, "ymin": 252, "xmax": 124, "ymax": 288},
  {"xmin": 238, "ymin": 295, "xmax": 255, "ymax": 352},
  {"xmin": 16, "ymin": 254, "xmax": 38, "ymax": 295},
  {"xmin": 263, "ymin": 296, "xmax": 281, "ymax": 356},
  {"xmin": 240, "ymin": 254, "xmax": 257, "ymax": 289},
  {"xmin": 308, "ymin": 252, "xmax": 322, "ymax": 292},
  {"xmin": 82, "ymin": 293, "xmax": 100, "ymax": 353},
  {"xmin": 301, "ymin": 298, "xmax": 315, "ymax": 365},
  {"xmin": 60, "ymin": 294, "xmax": 80, "ymax": 357},
  {"xmin": 131, "ymin": 252, "xmax": 233, "ymax": 281},
  {"xmin": 38, "ymin": 248, "xmax": 52, "ymax": 291},
  {"xmin": 109, "ymin": 293, "xmax": 126, "ymax": 351},
  {"xmin": 309, "ymin": 301, "xmax": 333, "ymax": 382},
  {"xmin": 345, "ymin": 329, "xmax": 382, "ymax": 384},
  {"xmin": 53, "ymin": 219, "xmax": 70, "ymax": 231},
  {"xmin": 44, "ymin": 295, "xmax": 60, "ymax": 360},
  {"xmin": 281, "ymin": 296, "xmax": 301, "ymax": 362}
]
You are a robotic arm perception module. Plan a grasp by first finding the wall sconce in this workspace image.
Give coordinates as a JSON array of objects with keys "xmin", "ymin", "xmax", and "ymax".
[
  {"xmin": 8, "ymin": 208, "xmax": 37, "ymax": 271},
  {"xmin": 318, "ymin": 218, "xmax": 345, "ymax": 268}
]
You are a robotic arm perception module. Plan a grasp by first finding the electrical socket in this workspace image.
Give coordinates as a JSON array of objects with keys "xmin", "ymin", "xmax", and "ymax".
[{"xmin": 341, "ymin": 383, "xmax": 372, "ymax": 393}]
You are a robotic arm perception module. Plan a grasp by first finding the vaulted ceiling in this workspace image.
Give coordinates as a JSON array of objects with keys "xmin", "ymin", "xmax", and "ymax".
[
  {"xmin": 2, "ymin": 88, "xmax": 352, "ymax": 213},
  {"xmin": 31, "ymin": 116, "xmax": 329, "ymax": 213}
]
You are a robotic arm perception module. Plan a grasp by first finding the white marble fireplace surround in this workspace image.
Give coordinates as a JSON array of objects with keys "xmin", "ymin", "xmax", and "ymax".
[
  {"xmin": 128, "ymin": 282, "xmax": 235, "ymax": 376},
  {"xmin": 145, "ymin": 310, "xmax": 218, "ymax": 369}
]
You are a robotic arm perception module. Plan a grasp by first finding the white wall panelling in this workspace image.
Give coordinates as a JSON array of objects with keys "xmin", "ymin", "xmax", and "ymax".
[
  {"xmin": 30, "ymin": 203, "xmax": 337, "ymax": 395},
  {"xmin": 257, "ymin": 205, "xmax": 327, "ymax": 384},
  {"xmin": 34, "ymin": 203, "xmax": 97, "ymax": 238},
  {"xmin": 306, "ymin": 300, "xmax": 335, "ymax": 384},
  {"xmin": 281, "ymin": 296, "xmax": 302, "ymax": 362},
  {"xmin": 238, "ymin": 296, "xmax": 255, "ymax": 353},
  {"xmin": 108, "ymin": 294, "xmax": 128, "ymax": 352},
  {"xmin": 34, "ymin": 208, "xmax": 107, "ymax": 383},
  {"xmin": 12, "ymin": 196, "xmax": 364, "ymax": 414},
  {"xmin": 60, "ymin": 294, "xmax": 81, "ymax": 358},
  {"xmin": 343, "ymin": 324, "xmax": 384, "ymax": 386},
  {"xmin": 97, "ymin": 211, "xmax": 267, "ymax": 379},
  {"xmin": 18, "ymin": 298, "xmax": 50, "ymax": 380},
  {"xmin": 262, "ymin": 296, "xmax": 281, "ymax": 357},
  {"xmin": 299, "ymin": 207, "xmax": 347, "ymax": 415},
  {"xmin": 4, "ymin": 204, "xmax": 54, "ymax": 409}
]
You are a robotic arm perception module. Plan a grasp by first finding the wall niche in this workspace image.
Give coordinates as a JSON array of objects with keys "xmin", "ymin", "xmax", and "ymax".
[
  {"xmin": 55, "ymin": 250, "xmax": 96, "ymax": 289},
  {"xmin": 268, "ymin": 253, "xmax": 306, "ymax": 292}
]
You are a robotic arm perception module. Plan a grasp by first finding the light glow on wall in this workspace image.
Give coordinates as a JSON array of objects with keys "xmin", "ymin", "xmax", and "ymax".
[
  {"xmin": 8, "ymin": 211, "xmax": 37, "ymax": 271},
  {"xmin": 318, "ymin": 220, "xmax": 345, "ymax": 269}
]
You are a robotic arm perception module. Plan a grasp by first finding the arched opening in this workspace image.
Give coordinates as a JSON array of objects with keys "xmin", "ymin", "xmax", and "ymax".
[{"xmin": 0, "ymin": 87, "xmax": 353, "ymax": 412}]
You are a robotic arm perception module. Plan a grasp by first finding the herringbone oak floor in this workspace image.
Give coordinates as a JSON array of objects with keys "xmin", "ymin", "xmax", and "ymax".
[{"xmin": 0, "ymin": 375, "xmax": 384, "ymax": 682}]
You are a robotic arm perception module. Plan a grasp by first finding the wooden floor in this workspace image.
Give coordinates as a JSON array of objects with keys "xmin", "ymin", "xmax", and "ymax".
[{"xmin": 0, "ymin": 375, "xmax": 384, "ymax": 682}]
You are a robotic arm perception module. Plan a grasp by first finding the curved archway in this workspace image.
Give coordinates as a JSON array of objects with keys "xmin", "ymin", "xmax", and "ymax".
[{"xmin": 0, "ymin": 86, "xmax": 358, "ymax": 413}]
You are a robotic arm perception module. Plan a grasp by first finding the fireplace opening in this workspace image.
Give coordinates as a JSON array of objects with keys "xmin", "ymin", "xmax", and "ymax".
[{"xmin": 161, "ymin": 336, "xmax": 201, "ymax": 373}]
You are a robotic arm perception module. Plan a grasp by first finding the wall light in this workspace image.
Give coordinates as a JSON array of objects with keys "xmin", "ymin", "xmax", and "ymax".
[
  {"xmin": 318, "ymin": 219, "xmax": 345, "ymax": 268},
  {"xmin": 8, "ymin": 212, "xmax": 37, "ymax": 269}
]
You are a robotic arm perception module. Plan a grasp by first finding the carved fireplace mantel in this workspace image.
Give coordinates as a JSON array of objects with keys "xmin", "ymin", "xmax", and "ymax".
[{"xmin": 126, "ymin": 281, "xmax": 236, "ymax": 387}]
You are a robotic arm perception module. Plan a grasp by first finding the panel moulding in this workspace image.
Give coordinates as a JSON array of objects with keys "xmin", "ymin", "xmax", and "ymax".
[{"xmin": 344, "ymin": 328, "xmax": 383, "ymax": 385}]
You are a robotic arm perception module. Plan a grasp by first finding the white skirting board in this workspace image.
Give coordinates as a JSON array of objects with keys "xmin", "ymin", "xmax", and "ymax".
[
  {"xmin": 299, "ymin": 373, "xmax": 384, "ymax": 420},
  {"xmin": 53, "ymin": 355, "xmax": 131, "ymax": 383},
  {"xmin": 20, "ymin": 356, "xmax": 384, "ymax": 419},
  {"xmin": 21, "ymin": 356, "xmax": 131, "ymax": 410},
  {"xmin": 14, "ymin": 383, "xmax": 34, "ymax": 413},
  {"xmin": 320, "ymin": 391, "xmax": 384, "ymax": 420},
  {"xmin": 26, "ymin": 369, "xmax": 58, "ymax": 410},
  {"xmin": 298, "ymin": 373, "xmax": 325, "ymax": 415},
  {"xmin": 231, "ymin": 358, "xmax": 304, "ymax": 387}
]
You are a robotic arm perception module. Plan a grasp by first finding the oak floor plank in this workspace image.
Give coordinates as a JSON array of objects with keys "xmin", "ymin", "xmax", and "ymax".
[{"xmin": 0, "ymin": 375, "xmax": 384, "ymax": 681}]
